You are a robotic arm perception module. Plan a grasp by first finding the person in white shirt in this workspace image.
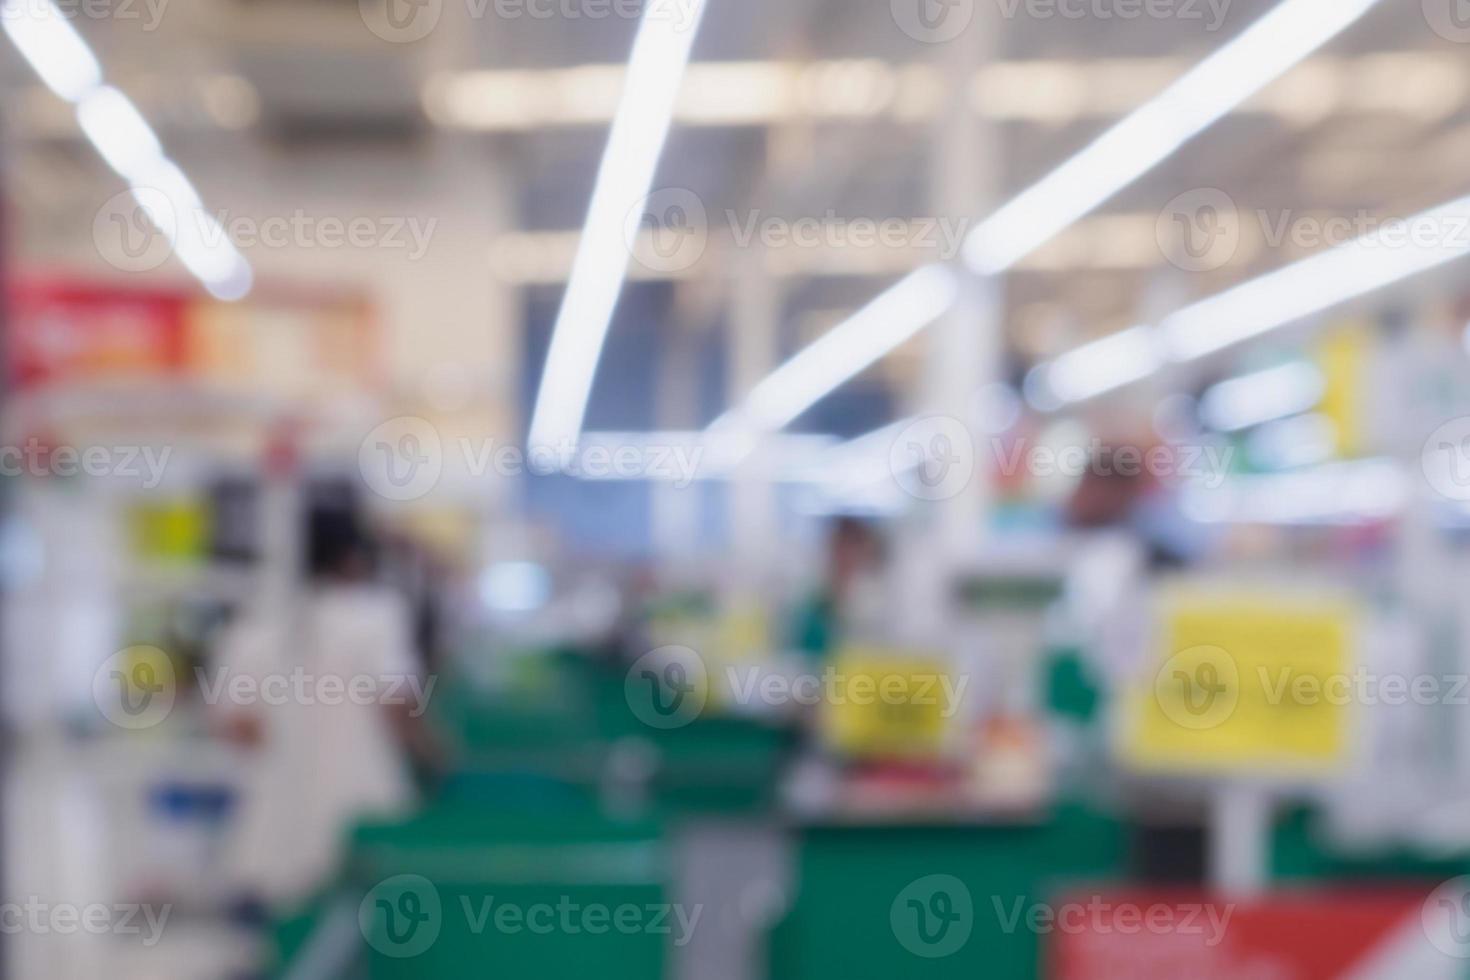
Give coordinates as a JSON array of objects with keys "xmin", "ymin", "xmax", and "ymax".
[{"xmin": 215, "ymin": 518, "xmax": 442, "ymax": 903}]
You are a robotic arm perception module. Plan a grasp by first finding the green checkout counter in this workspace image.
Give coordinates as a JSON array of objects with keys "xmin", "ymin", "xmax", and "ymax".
[{"xmin": 268, "ymin": 649, "xmax": 1470, "ymax": 980}]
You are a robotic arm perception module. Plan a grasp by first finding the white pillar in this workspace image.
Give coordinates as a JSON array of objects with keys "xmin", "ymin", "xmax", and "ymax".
[
  {"xmin": 727, "ymin": 247, "xmax": 781, "ymax": 592},
  {"xmin": 651, "ymin": 299, "xmax": 704, "ymax": 568},
  {"xmin": 897, "ymin": 11, "xmax": 1001, "ymax": 635}
]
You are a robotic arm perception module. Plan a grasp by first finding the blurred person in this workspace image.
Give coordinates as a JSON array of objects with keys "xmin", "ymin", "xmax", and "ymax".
[
  {"xmin": 1064, "ymin": 442, "xmax": 1207, "ymax": 570},
  {"xmin": 213, "ymin": 505, "xmax": 443, "ymax": 907},
  {"xmin": 788, "ymin": 516, "xmax": 885, "ymax": 661}
]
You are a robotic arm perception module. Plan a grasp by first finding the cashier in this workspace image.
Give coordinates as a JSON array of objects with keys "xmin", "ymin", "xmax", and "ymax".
[{"xmin": 789, "ymin": 516, "xmax": 884, "ymax": 661}]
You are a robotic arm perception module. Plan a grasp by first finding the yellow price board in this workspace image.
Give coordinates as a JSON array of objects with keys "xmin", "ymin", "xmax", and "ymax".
[
  {"xmin": 1122, "ymin": 588, "xmax": 1352, "ymax": 775},
  {"xmin": 1315, "ymin": 321, "xmax": 1369, "ymax": 458},
  {"xmin": 822, "ymin": 648, "xmax": 956, "ymax": 760}
]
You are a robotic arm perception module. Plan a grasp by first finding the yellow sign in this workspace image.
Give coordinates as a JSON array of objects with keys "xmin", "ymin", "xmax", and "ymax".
[
  {"xmin": 822, "ymin": 648, "xmax": 955, "ymax": 760},
  {"xmin": 1315, "ymin": 322, "xmax": 1369, "ymax": 458},
  {"xmin": 1122, "ymin": 588, "xmax": 1352, "ymax": 775}
]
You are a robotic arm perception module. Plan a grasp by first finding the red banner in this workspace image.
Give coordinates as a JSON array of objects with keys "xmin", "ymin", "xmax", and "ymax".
[
  {"xmin": 8, "ymin": 279, "xmax": 189, "ymax": 388},
  {"xmin": 1049, "ymin": 888, "xmax": 1436, "ymax": 980}
]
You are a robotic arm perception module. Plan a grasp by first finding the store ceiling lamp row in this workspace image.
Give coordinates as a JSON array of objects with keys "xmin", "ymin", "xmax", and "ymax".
[
  {"xmin": 706, "ymin": 0, "xmax": 1383, "ymax": 453},
  {"xmin": 1028, "ymin": 192, "xmax": 1470, "ymax": 409},
  {"xmin": 428, "ymin": 51, "xmax": 1460, "ymax": 131},
  {"xmin": 1, "ymin": 0, "xmax": 252, "ymax": 300}
]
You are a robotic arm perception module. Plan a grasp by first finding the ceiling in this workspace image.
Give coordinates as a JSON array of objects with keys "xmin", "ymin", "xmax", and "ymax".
[{"xmin": 2, "ymin": 0, "xmax": 1465, "ymax": 394}]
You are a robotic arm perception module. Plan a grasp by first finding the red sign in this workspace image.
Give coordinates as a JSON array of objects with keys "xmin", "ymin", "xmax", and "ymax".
[
  {"xmin": 8, "ymin": 279, "xmax": 189, "ymax": 387},
  {"xmin": 1049, "ymin": 888, "xmax": 1435, "ymax": 980}
]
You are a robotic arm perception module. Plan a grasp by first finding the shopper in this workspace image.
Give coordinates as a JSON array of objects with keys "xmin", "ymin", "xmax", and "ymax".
[{"xmin": 214, "ymin": 510, "xmax": 442, "ymax": 904}]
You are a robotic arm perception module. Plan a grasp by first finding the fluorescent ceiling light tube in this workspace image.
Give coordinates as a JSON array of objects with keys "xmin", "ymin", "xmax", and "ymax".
[
  {"xmin": 0, "ymin": 0, "xmax": 101, "ymax": 102},
  {"xmin": 134, "ymin": 158, "xmax": 253, "ymax": 300},
  {"xmin": 77, "ymin": 86, "xmax": 162, "ymax": 181},
  {"xmin": 710, "ymin": 265, "xmax": 958, "ymax": 437},
  {"xmin": 963, "ymin": 0, "xmax": 1383, "ymax": 273},
  {"xmin": 527, "ymin": 0, "xmax": 709, "ymax": 452},
  {"xmin": 1181, "ymin": 458, "xmax": 1405, "ymax": 525},
  {"xmin": 1024, "ymin": 324, "xmax": 1164, "ymax": 410},
  {"xmin": 3, "ymin": 0, "xmax": 252, "ymax": 300},
  {"xmin": 1163, "ymin": 193, "xmax": 1470, "ymax": 360},
  {"xmin": 1198, "ymin": 361, "xmax": 1325, "ymax": 432},
  {"xmin": 1032, "ymin": 191, "xmax": 1470, "ymax": 408},
  {"xmin": 723, "ymin": 0, "xmax": 1381, "ymax": 438}
]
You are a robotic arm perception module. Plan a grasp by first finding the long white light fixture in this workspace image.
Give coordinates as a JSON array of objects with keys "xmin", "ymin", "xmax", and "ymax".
[
  {"xmin": 1028, "ymin": 192, "xmax": 1470, "ymax": 408},
  {"xmin": 2, "ymin": 0, "xmax": 251, "ymax": 300},
  {"xmin": 1198, "ymin": 361, "xmax": 1325, "ymax": 432},
  {"xmin": 707, "ymin": 265, "xmax": 958, "ymax": 436},
  {"xmin": 526, "ymin": 1, "xmax": 709, "ymax": 452},
  {"xmin": 0, "ymin": 0, "xmax": 98, "ymax": 100},
  {"xmin": 715, "ymin": 0, "xmax": 1381, "ymax": 439},
  {"xmin": 962, "ymin": 0, "xmax": 1382, "ymax": 274},
  {"xmin": 1162, "ymin": 194, "xmax": 1470, "ymax": 360},
  {"xmin": 1023, "ymin": 324, "xmax": 1164, "ymax": 411}
]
